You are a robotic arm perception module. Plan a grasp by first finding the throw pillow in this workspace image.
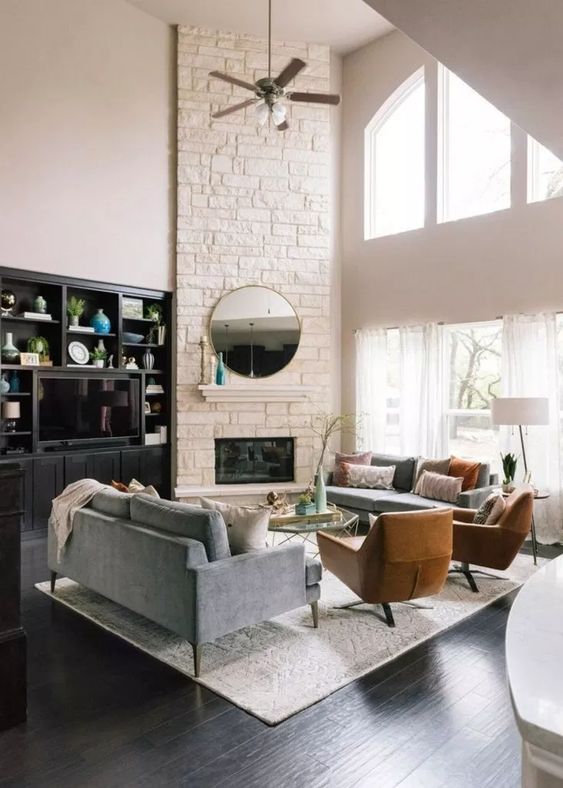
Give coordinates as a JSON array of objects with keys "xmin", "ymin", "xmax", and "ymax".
[
  {"xmin": 448, "ymin": 457, "xmax": 481, "ymax": 491},
  {"xmin": 413, "ymin": 457, "xmax": 451, "ymax": 490},
  {"xmin": 415, "ymin": 470, "xmax": 463, "ymax": 504},
  {"xmin": 473, "ymin": 493, "xmax": 506, "ymax": 525},
  {"xmin": 200, "ymin": 498, "xmax": 270, "ymax": 554},
  {"xmin": 340, "ymin": 463, "xmax": 396, "ymax": 490},
  {"xmin": 332, "ymin": 451, "xmax": 372, "ymax": 487}
]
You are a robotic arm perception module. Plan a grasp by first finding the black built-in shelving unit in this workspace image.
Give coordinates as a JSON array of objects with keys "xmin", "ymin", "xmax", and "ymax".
[{"xmin": 0, "ymin": 267, "xmax": 173, "ymax": 536}]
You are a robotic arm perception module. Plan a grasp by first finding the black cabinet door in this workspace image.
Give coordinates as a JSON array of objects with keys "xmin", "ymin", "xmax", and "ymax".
[
  {"xmin": 33, "ymin": 457, "xmax": 64, "ymax": 530},
  {"xmin": 140, "ymin": 448, "xmax": 169, "ymax": 496},
  {"xmin": 64, "ymin": 454, "xmax": 90, "ymax": 486},
  {"xmin": 120, "ymin": 450, "xmax": 142, "ymax": 486},
  {"xmin": 89, "ymin": 452, "xmax": 121, "ymax": 485},
  {"xmin": 18, "ymin": 460, "xmax": 33, "ymax": 532}
]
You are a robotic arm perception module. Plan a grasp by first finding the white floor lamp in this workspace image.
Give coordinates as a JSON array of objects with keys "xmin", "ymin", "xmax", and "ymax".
[{"xmin": 490, "ymin": 396, "xmax": 549, "ymax": 565}]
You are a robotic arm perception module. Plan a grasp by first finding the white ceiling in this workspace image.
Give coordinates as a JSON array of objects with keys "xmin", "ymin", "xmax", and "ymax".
[{"xmin": 126, "ymin": 0, "xmax": 393, "ymax": 54}]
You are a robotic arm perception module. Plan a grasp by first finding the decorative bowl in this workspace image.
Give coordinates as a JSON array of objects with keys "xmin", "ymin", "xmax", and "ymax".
[{"xmin": 122, "ymin": 332, "xmax": 144, "ymax": 344}]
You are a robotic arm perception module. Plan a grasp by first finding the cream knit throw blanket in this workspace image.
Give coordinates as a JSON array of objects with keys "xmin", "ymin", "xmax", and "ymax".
[{"xmin": 49, "ymin": 478, "xmax": 107, "ymax": 558}]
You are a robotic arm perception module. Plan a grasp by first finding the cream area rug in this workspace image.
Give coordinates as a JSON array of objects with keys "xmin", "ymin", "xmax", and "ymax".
[{"xmin": 35, "ymin": 554, "xmax": 539, "ymax": 726}]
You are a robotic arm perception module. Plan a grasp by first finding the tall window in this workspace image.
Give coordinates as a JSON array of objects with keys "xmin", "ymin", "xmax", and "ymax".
[
  {"xmin": 528, "ymin": 137, "xmax": 563, "ymax": 203},
  {"xmin": 444, "ymin": 322, "xmax": 502, "ymax": 471},
  {"xmin": 438, "ymin": 66, "xmax": 511, "ymax": 223},
  {"xmin": 364, "ymin": 69, "xmax": 425, "ymax": 240}
]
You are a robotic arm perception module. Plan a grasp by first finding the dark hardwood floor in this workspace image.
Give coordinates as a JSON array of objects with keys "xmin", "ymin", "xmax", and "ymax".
[{"xmin": 0, "ymin": 538, "xmax": 550, "ymax": 788}]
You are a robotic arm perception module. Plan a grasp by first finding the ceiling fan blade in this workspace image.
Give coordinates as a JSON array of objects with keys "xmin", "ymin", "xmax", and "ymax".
[
  {"xmin": 288, "ymin": 92, "xmax": 341, "ymax": 106},
  {"xmin": 209, "ymin": 71, "xmax": 257, "ymax": 93},
  {"xmin": 276, "ymin": 120, "xmax": 289, "ymax": 132},
  {"xmin": 274, "ymin": 58, "xmax": 306, "ymax": 88},
  {"xmin": 212, "ymin": 99, "xmax": 257, "ymax": 119}
]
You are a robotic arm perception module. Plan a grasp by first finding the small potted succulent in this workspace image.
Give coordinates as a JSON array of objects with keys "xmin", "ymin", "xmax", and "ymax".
[
  {"xmin": 501, "ymin": 452, "xmax": 518, "ymax": 493},
  {"xmin": 90, "ymin": 346, "xmax": 107, "ymax": 369},
  {"xmin": 67, "ymin": 296, "xmax": 86, "ymax": 327},
  {"xmin": 295, "ymin": 490, "xmax": 316, "ymax": 516}
]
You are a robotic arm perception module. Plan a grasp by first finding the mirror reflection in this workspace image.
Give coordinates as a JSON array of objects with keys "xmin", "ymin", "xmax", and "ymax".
[{"xmin": 210, "ymin": 286, "xmax": 300, "ymax": 378}]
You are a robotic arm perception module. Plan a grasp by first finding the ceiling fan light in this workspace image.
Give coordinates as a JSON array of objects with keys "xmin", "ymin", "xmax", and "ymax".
[
  {"xmin": 271, "ymin": 101, "xmax": 287, "ymax": 127},
  {"xmin": 255, "ymin": 101, "xmax": 269, "ymax": 126}
]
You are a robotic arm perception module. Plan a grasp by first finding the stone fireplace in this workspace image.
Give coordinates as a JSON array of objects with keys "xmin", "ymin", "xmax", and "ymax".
[{"xmin": 174, "ymin": 25, "xmax": 335, "ymax": 501}]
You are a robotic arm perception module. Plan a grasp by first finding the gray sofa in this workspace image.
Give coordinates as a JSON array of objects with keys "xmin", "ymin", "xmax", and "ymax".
[
  {"xmin": 327, "ymin": 453, "xmax": 498, "ymax": 524},
  {"xmin": 48, "ymin": 490, "xmax": 321, "ymax": 676}
]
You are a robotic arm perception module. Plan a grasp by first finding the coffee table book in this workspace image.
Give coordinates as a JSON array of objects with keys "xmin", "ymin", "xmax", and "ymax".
[{"xmin": 270, "ymin": 508, "xmax": 342, "ymax": 528}]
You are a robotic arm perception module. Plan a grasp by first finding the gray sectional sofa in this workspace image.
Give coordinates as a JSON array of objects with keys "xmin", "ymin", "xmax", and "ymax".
[
  {"xmin": 48, "ymin": 490, "xmax": 321, "ymax": 676},
  {"xmin": 327, "ymin": 453, "xmax": 498, "ymax": 524}
]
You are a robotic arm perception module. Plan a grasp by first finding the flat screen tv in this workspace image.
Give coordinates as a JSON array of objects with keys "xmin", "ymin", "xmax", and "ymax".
[{"xmin": 39, "ymin": 377, "xmax": 140, "ymax": 444}]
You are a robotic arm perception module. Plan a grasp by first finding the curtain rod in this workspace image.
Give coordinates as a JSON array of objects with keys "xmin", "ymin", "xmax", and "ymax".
[{"xmin": 353, "ymin": 316, "xmax": 505, "ymax": 333}]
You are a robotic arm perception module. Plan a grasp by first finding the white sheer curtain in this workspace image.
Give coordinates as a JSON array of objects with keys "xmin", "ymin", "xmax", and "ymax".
[
  {"xmin": 355, "ymin": 327, "xmax": 388, "ymax": 451},
  {"xmin": 501, "ymin": 313, "xmax": 562, "ymax": 543},
  {"xmin": 399, "ymin": 323, "xmax": 447, "ymax": 457}
]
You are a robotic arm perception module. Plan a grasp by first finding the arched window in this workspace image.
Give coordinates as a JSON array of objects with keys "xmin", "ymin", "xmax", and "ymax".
[
  {"xmin": 364, "ymin": 68, "xmax": 425, "ymax": 240},
  {"xmin": 528, "ymin": 136, "xmax": 563, "ymax": 203},
  {"xmin": 438, "ymin": 66, "xmax": 511, "ymax": 222}
]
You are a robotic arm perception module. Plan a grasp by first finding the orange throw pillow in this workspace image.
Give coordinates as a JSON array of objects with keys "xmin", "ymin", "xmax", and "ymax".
[{"xmin": 448, "ymin": 457, "xmax": 481, "ymax": 491}]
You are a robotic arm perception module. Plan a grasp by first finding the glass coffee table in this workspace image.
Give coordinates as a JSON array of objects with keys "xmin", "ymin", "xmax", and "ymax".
[{"xmin": 268, "ymin": 506, "xmax": 360, "ymax": 556}]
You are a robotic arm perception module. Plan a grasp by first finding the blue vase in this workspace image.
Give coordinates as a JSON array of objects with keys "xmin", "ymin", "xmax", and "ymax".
[
  {"xmin": 10, "ymin": 371, "xmax": 20, "ymax": 393},
  {"xmin": 0, "ymin": 374, "xmax": 10, "ymax": 394},
  {"xmin": 315, "ymin": 466, "xmax": 327, "ymax": 513},
  {"xmin": 215, "ymin": 352, "xmax": 226, "ymax": 385},
  {"xmin": 90, "ymin": 309, "xmax": 111, "ymax": 334}
]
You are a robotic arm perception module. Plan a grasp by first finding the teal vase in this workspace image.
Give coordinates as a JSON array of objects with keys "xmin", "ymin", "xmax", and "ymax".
[
  {"xmin": 215, "ymin": 352, "xmax": 226, "ymax": 385},
  {"xmin": 315, "ymin": 466, "xmax": 327, "ymax": 513},
  {"xmin": 0, "ymin": 373, "xmax": 10, "ymax": 394},
  {"xmin": 90, "ymin": 309, "xmax": 111, "ymax": 334},
  {"xmin": 1, "ymin": 332, "xmax": 20, "ymax": 364}
]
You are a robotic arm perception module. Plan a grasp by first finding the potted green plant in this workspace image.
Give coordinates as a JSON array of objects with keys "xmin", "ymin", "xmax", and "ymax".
[
  {"xmin": 67, "ymin": 296, "xmax": 86, "ymax": 327},
  {"xmin": 295, "ymin": 490, "xmax": 316, "ymax": 516},
  {"xmin": 145, "ymin": 303, "xmax": 165, "ymax": 344},
  {"xmin": 27, "ymin": 336, "xmax": 50, "ymax": 363},
  {"xmin": 501, "ymin": 452, "xmax": 518, "ymax": 493},
  {"xmin": 90, "ymin": 346, "xmax": 107, "ymax": 369}
]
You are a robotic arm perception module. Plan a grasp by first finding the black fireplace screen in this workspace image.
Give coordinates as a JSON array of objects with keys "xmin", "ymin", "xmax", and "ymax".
[{"xmin": 215, "ymin": 438, "xmax": 295, "ymax": 484}]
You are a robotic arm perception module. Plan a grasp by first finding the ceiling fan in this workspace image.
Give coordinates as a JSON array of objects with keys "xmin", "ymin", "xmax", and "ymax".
[{"xmin": 209, "ymin": 0, "xmax": 341, "ymax": 131}]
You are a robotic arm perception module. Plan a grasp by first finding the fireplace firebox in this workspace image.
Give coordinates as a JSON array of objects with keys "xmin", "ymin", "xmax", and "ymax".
[{"xmin": 215, "ymin": 438, "xmax": 294, "ymax": 484}]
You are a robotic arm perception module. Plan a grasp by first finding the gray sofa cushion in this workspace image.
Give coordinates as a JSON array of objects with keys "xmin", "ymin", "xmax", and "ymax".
[
  {"xmin": 476, "ymin": 462, "xmax": 491, "ymax": 489},
  {"xmin": 326, "ymin": 486, "xmax": 400, "ymax": 512},
  {"xmin": 130, "ymin": 494, "xmax": 230, "ymax": 562},
  {"xmin": 371, "ymin": 453, "xmax": 417, "ymax": 492},
  {"xmin": 373, "ymin": 492, "xmax": 452, "ymax": 513},
  {"xmin": 305, "ymin": 557, "xmax": 322, "ymax": 586},
  {"xmin": 90, "ymin": 488, "xmax": 132, "ymax": 519}
]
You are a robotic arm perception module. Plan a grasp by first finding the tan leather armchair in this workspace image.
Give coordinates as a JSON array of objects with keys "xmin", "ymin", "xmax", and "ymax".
[
  {"xmin": 450, "ymin": 486, "xmax": 534, "ymax": 592},
  {"xmin": 317, "ymin": 509, "xmax": 453, "ymax": 627}
]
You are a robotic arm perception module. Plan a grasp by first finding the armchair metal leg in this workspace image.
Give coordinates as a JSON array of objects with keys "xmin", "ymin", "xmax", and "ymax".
[
  {"xmin": 191, "ymin": 643, "xmax": 202, "ymax": 678},
  {"xmin": 381, "ymin": 603, "xmax": 395, "ymax": 628},
  {"xmin": 50, "ymin": 571, "xmax": 57, "ymax": 593},
  {"xmin": 449, "ymin": 563, "xmax": 479, "ymax": 593},
  {"xmin": 310, "ymin": 600, "xmax": 319, "ymax": 629}
]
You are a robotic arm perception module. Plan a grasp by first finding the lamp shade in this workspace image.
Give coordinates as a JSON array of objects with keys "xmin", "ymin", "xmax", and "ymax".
[
  {"xmin": 2, "ymin": 401, "xmax": 20, "ymax": 419},
  {"xmin": 490, "ymin": 397, "xmax": 549, "ymax": 426}
]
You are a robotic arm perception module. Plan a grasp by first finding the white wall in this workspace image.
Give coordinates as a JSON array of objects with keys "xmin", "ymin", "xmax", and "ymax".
[
  {"xmin": 341, "ymin": 30, "xmax": 563, "ymax": 418},
  {"xmin": 0, "ymin": 0, "xmax": 175, "ymax": 291}
]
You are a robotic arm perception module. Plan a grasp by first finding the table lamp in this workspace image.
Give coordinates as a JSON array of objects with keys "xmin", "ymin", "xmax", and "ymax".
[
  {"xmin": 2, "ymin": 401, "xmax": 20, "ymax": 433},
  {"xmin": 490, "ymin": 397, "xmax": 549, "ymax": 479}
]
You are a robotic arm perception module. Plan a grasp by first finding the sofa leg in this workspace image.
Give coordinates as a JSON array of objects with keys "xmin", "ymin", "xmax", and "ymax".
[
  {"xmin": 50, "ymin": 571, "xmax": 57, "ymax": 593},
  {"xmin": 191, "ymin": 643, "xmax": 202, "ymax": 678},
  {"xmin": 382, "ymin": 603, "xmax": 395, "ymax": 628},
  {"xmin": 310, "ymin": 601, "xmax": 319, "ymax": 629}
]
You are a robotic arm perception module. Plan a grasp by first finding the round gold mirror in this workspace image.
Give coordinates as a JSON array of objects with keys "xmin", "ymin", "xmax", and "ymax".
[{"xmin": 209, "ymin": 286, "xmax": 300, "ymax": 378}]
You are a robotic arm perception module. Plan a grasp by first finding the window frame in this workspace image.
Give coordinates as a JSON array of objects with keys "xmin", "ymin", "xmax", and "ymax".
[
  {"xmin": 364, "ymin": 67, "xmax": 425, "ymax": 241},
  {"xmin": 527, "ymin": 136, "xmax": 563, "ymax": 204}
]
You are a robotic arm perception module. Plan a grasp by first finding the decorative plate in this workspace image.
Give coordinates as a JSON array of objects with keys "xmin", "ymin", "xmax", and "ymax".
[{"xmin": 68, "ymin": 341, "xmax": 89, "ymax": 365}]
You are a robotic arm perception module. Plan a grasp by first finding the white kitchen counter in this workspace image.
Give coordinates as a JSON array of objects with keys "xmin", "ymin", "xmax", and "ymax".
[{"xmin": 506, "ymin": 554, "xmax": 563, "ymax": 786}]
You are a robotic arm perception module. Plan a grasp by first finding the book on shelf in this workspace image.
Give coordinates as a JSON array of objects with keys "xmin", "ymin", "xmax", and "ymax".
[
  {"xmin": 19, "ymin": 312, "xmax": 53, "ymax": 320},
  {"xmin": 67, "ymin": 325, "xmax": 94, "ymax": 333},
  {"xmin": 146, "ymin": 384, "xmax": 164, "ymax": 394}
]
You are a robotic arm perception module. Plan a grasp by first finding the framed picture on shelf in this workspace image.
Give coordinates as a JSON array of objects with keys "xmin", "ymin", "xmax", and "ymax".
[
  {"xmin": 20, "ymin": 352, "xmax": 40, "ymax": 366},
  {"xmin": 144, "ymin": 401, "xmax": 151, "ymax": 414},
  {"xmin": 122, "ymin": 297, "xmax": 144, "ymax": 319}
]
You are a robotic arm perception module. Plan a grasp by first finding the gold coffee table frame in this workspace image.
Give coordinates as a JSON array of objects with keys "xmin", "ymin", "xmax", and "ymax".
[{"xmin": 268, "ymin": 505, "xmax": 360, "ymax": 556}]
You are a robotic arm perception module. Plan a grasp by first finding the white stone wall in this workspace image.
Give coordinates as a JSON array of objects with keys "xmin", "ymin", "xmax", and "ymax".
[{"xmin": 176, "ymin": 25, "xmax": 333, "ymax": 490}]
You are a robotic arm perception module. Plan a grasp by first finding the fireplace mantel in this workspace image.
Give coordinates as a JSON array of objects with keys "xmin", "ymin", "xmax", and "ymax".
[{"xmin": 198, "ymin": 384, "xmax": 316, "ymax": 403}]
